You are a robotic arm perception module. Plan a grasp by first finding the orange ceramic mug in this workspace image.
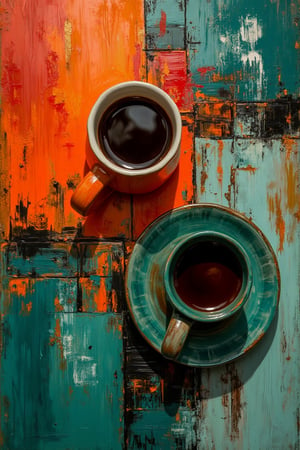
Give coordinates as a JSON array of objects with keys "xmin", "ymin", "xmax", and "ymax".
[{"xmin": 71, "ymin": 81, "xmax": 182, "ymax": 215}]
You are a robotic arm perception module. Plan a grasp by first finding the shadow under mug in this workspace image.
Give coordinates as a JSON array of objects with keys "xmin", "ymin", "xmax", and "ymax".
[
  {"xmin": 71, "ymin": 81, "xmax": 182, "ymax": 216},
  {"xmin": 161, "ymin": 231, "xmax": 253, "ymax": 360}
]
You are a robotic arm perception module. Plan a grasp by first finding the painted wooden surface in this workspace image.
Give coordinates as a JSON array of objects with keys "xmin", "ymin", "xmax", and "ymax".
[{"xmin": 0, "ymin": 1, "xmax": 299, "ymax": 449}]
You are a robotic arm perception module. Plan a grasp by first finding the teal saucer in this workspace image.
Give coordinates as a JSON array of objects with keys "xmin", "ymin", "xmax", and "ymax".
[{"xmin": 125, "ymin": 204, "xmax": 280, "ymax": 367}]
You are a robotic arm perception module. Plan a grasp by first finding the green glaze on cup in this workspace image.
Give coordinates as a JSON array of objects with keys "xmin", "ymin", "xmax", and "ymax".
[{"xmin": 161, "ymin": 232, "xmax": 253, "ymax": 360}]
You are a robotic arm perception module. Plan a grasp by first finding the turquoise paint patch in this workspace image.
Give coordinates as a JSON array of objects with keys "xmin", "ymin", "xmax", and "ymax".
[
  {"xmin": 145, "ymin": 0, "xmax": 184, "ymax": 25},
  {"xmin": 145, "ymin": 0, "xmax": 185, "ymax": 49},
  {"xmin": 3, "ymin": 243, "xmax": 78, "ymax": 278},
  {"xmin": 194, "ymin": 138, "xmax": 234, "ymax": 206},
  {"xmin": 128, "ymin": 410, "xmax": 178, "ymax": 450},
  {"xmin": 187, "ymin": 0, "xmax": 299, "ymax": 100},
  {"xmin": 0, "ymin": 279, "xmax": 124, "ymax": 449}
]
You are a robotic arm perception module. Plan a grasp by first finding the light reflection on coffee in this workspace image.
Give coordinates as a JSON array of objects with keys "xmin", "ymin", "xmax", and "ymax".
[{"xmin": 98, "ymin": 96, "xmax": 172, "ymax": 169}]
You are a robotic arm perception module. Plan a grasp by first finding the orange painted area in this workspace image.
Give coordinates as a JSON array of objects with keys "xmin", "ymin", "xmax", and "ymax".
[
  {"xmin": 111, "ymin": 289, "xmax": 118, "ymax": 313},
  {"xmin": 238, "ymin": 165, "xmax": 257, "ymax": 174},
  {"xmin": 82, "ymin": 192, "xmax": 132, "ymax": 239},
  {"xmin": 282, "ymin": 137, "xmax": 298, "ymax": 160},
  {"xmin": 54, "ymin": 297, "xmax": 64, "ymax": 312},
  {"xmin": 0, "ymin": 0, "xmax": 145, "ymax": 239},
  {"xmin": 195, "ymin": 101, "xmax": 233, "ymax": 137},
  {"xmin": 211, "ymin": 71, "xmax": 243, "ymax": 84},
  {"xmin": 90, "ymin": 250, "xmax": 111, "ymax": 277},
  {"xmin": 80, "ymin": 277, "xmax": 108, "ymax": 313},
  {"xmin": 267, "ymin": 144, "xmax": 299, "ymax": 250},
  {"xmin": 285, "ymin": 160, "xmax": 299, "ymax": 213},
  {"xmin": 20, "ymin": 300, "xmax": 33, "ymax": 315},
  {"xmin": 9, "ymin": 278, "xmax": 31, "ymax": 298},
  {"xmin": 197, "ymin": 102, "xmax": 232, "ymax": 119},
  {"xmin": 94, "ymin": 277, "xmax": 109, "ymax": 312},
  {"xmin": 49, "ymin": 317, "xmax": 66, "ymax": 370},
  {"xmin": 268, "ymin": 193, "xmax": 286, "ymax": 252}
]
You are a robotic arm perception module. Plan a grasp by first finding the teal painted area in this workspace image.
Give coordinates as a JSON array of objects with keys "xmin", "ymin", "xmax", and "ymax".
[
  {"xmin": 47, "ymin": 313, "xmax": 123, "ymax": 450},
  {"xmin": 194, "ymin": 139, "xmax": 234, "ymax": 206},
  {"xmin": 0, "ymin": 279, "xmax": 124, "ymax": 450},
  {"xmin": 194, "ymin": 137, "xmax": 299, "ymax": 448},
  {"xmin": 187, "ymin": 0, "xmax": 299, "ymax": 100},
  {"xmin": 128, "ymin": 406, "xmax": 205, "ymax": 449},
  {"xmin": 128, "ymin": 410, "xmax": 178, "ymax": 449},
  {"xmin": 145, "ymin": 0, "xmax": 184, "ymax": 26},
  {"xmin": 145, "ymin": 0, "xmax": 185, "ymax": 49},
  {"xmin": 3, "ymin": 243, "xmax": 78, "ymax": 277}
]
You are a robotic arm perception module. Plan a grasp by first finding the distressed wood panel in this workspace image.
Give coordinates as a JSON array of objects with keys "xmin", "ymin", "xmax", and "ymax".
[
  {"xmin": 187, "ymin": 0, "xmax": 299, "ymax": 101},
  {"xmin": 0, "ymin": 0, "xmax": 146, "ymax": 240},
  {"xmin": 193, "ymin": 137, "xmax": 299, "ymax": 448},
  {"xmin": 0, "ymin": 0, "xmax": 299, "ymax": 449},
  {"xmin": 0, "ymin": 278, "xmax": 124, "ymax": 449}
]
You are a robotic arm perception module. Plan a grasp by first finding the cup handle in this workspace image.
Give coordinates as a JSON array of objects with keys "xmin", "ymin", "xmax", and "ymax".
[
  {"xmin": 71, "ymin": 165, "xmax": 113, "ymax": 216},
  {"xmin": 161, "ymin": 314, "xmax": 193, "ymax": 360}
]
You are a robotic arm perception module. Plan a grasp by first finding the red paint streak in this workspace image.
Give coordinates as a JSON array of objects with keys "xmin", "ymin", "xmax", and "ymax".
[
  {"xmin": 148, "ymin": 51, "xmax": 193, "ymax": 111},
  {"xmin": 46, "ymin": 51, "xmax": 59, "ymax": 88},
  {"xmin": 201, "ymin": 167, "xmax": 208, "ymax": 193},
  {"xmin": 197, "ymin": 66, "xmax": 216, "ymax": 76},
  {"xmin": 238, "ymin": 165, "xmax": 257, "ymax": 173},
  {"xmin": 133, "ymin": 43, "xmax": 142, "ymax": 80},
  {"xmin": 159, "ymin": 10, "xmax": 167, "ymax": 36},
  {"xmin": 1, "ymin": 46, "xmax": 22, "ymax": 105},
  {"xmin": 221, "ymin": 365, "xmax": 244, "ymax": 440},
  {"xmin": 217, "ymin": 140, "xmax": 224, "ymax": 186},
  {"xmin": 47, "ymin": 95, "xmax": 69, "ymax": 134},
  {"xmin": 225, "ymin": 167, "xmax": 236, "ymax": 207}
]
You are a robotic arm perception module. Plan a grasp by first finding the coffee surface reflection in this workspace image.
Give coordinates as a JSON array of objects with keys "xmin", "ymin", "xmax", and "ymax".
[{"xmin": 98, "ymin": 96, "xmax": 172, "ymax": 169}]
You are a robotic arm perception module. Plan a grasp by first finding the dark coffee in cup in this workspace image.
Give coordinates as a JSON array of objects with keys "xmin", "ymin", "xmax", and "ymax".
[
  {"xmin": 173, "ymin": 240, "xmax": 243, "ymax": 312},
  {"xmin": 98, "ymin": 96, "xmax": 173, "ymax": 169}
]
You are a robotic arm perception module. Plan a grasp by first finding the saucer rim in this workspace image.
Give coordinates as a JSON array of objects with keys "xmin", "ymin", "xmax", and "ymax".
[{"xmin": 125, "ymin": 203, "xmax": 280, "ymax": 367}]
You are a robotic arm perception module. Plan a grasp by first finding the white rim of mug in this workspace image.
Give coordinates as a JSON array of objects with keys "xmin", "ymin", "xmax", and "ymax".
[
  {"xmin": 87, "ymin": 81, "xmax": 182, "ymax": 176},
  {"xmin": 163, "ymin": 231, "xmax": 253, "ymax": 322}
]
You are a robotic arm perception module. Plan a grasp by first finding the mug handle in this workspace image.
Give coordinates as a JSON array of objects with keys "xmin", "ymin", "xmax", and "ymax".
[
  {"xmin": 161, "ymin": 314, "xmax": 193, "ymax": 360},
  {"xmin": 71, "ymin": 165, "xmax": 113, "ymax": 216}
]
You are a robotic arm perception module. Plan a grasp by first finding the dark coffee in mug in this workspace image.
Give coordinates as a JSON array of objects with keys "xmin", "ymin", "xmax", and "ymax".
[
  {"xmin": 173, "ymin": 240, "xmax": 243, "ymax": 312},
  {"xmin": 98, "ymin": 96, "xmax": 173, "ymax": 169}
]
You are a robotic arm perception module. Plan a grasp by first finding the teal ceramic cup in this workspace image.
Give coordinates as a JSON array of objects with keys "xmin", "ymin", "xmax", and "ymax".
[{"xmin": 161, "ymin": 231, "xmax": 253, "ymax": 360}]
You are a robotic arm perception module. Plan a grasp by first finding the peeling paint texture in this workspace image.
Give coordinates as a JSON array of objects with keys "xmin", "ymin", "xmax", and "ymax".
[{"xmin": 0, "ymin": 0, "xmax": 299, "ymax": 449}]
